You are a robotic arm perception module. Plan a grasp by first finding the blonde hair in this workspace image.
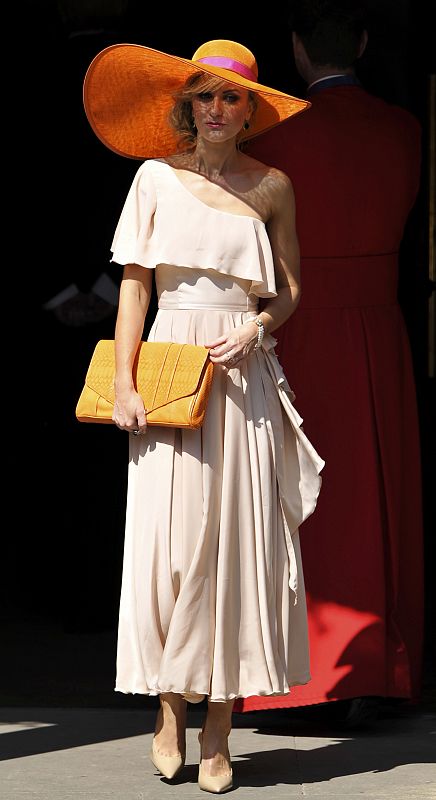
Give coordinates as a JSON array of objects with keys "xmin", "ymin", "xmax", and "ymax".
[{"xmin": 169, "ymin": 71, "xmax": 258, "ymax": 151}]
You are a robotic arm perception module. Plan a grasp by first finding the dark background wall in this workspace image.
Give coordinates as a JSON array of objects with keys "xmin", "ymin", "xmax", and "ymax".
[{"xmin": 4, "ymin": 0, "xmax": 434, "ymax": 706}]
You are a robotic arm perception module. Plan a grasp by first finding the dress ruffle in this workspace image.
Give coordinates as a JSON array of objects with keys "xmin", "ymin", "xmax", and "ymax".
[{"xmin": 110, "ymin": 159, "xmax": 278, "ymax": 297}]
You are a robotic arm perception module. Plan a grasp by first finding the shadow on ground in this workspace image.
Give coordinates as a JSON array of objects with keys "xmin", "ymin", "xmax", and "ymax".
[{"xmin": 1, "ymin": 704, "xmax": 435, "ymax": 790}]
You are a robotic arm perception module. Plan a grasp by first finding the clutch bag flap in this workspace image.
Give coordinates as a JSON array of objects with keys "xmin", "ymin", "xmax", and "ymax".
[{"xmin": 76, "ymin": 339, "xmax": 214, "ymax": 428}]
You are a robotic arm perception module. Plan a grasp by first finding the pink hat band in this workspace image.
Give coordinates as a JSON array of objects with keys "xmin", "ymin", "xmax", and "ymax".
[{"xmin": 196, "ymin": 56, "xmax": 257, "ymax": 83}]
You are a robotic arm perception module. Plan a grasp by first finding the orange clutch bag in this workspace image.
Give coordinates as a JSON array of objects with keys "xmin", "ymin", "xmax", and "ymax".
[{"xmin": 75, "ymin": 340, "xmax": 214, "ymax": 430}]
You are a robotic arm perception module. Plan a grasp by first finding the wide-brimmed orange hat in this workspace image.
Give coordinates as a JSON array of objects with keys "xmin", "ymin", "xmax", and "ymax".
[{"xmin": 83, "ymin": 39, "xmax": 310, "ymax": 159}]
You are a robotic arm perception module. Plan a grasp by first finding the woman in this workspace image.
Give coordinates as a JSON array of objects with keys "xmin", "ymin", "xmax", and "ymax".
[{"xmin": 83, "ymin": 39, "xmax": 324, "ymax": 793}]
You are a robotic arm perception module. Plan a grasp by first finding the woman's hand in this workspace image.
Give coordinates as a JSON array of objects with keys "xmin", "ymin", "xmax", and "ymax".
[
  {"xmin": 206, "ymin": 320, "xmax": 258, "ymax": 367},
  {"xmin": 113, "ymin": 387, "xmax": 148, "ymax": 435}
]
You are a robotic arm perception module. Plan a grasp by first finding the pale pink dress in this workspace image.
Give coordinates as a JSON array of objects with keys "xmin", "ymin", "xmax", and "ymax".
[{"xmin": 111, "ymin": 159, "xmax": 324, "ymax": 702}]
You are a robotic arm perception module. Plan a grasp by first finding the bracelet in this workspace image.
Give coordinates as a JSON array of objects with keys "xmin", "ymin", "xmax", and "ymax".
[{"xmin": 253, "ymin": 316, "xmax": 265, "ymax": 350}]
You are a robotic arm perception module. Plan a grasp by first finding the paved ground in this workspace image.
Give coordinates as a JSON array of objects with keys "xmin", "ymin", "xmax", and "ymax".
[
  {"xmin": 1, "ymin": 704, "xmax": 435, "ymax": 799},
  {"xmin": 2, "ymin": 612, "xmax": 435, "ymax": 798}
]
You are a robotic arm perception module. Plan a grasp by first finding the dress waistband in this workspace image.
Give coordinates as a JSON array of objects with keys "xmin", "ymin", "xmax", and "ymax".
[
  {"xmin": 297, "ymin": 252, "xmax": 399, "ymax": 309},
  {"xmin": 158, "ymin": 300, "xmax": 258, "ymax": 312}
]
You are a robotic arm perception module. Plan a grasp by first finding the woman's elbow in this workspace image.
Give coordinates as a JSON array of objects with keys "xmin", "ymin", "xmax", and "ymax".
[{"xmin": 288, "ymin": 281, "xmax": 301, "ymax": 308}]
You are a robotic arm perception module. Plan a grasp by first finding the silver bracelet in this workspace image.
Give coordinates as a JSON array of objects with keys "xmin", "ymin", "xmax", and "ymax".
[{"xmin": 253, "ymin": 316, "xmax": 265, "ymax": 350}]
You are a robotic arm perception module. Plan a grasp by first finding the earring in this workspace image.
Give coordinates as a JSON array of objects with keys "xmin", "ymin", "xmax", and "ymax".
[
  {"xmin": 243, "ymin": 120, "xmax": 250, "ymax": 130},
  {"xmin": 191, "ymin": 115, "xmax": 197, "ymax": 131}
]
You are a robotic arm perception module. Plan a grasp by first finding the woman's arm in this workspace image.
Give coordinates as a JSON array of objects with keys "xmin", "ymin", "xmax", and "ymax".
[
  {"xmin": 258, "ymin": 170, "xmax": 301, "ymax": 333},
  {"xmin": 113, "ymin": 263, "xmax": 153, "ymax": 433},
  {"xmin": 207, "ymin": 171, "xmax": 300, "ymax": 366}
]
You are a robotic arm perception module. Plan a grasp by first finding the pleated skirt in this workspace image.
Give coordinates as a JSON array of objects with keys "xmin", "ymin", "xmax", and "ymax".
[{"xmin": 115, "ymin": 305, "xmax": 324, "ymax": 701}]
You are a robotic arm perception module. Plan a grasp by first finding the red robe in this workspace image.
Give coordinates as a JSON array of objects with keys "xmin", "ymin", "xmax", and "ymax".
[{"xmin": 236, "ymin": 84, "xmax": 424, "ymax": 711}]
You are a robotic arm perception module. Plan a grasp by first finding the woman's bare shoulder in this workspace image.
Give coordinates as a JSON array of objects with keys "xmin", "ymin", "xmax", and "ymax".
[
  {"xmin": 244, "ymin": 154, "xmax": 292, "ymax": 188},
  {"xmin": 243, "ymin": 155, "xmax": 294, "ymax": 215}
]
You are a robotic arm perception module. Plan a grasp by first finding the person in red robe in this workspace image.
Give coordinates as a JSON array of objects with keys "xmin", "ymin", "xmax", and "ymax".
[{"xmin": 236, "ymin": 0, "xmax": 424, "ymax": 722}]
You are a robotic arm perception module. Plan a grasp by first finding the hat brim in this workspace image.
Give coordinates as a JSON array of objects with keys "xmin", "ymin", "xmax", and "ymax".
[{"xmin": 83, "ymin": 43, "xmax": 310, "ymax": 159}]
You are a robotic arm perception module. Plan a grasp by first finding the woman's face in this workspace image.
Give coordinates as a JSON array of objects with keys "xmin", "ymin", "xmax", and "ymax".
[{"xmin": 191, "ymin": 82, "xmax": 253, "ymax": 143}]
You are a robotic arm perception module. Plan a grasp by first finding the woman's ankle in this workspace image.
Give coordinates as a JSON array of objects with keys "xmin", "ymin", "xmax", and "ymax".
[
  {"xmin": 202, "ymin": 699, "xmax": 234, "ymax": 740},
  {"xmin": 154, "ymin": 693, "xmax": 187, "ymax": 755}
]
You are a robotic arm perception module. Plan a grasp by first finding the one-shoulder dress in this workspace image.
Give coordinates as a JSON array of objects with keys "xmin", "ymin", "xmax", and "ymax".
[{"xmin": 110, "ymin": 159, "xmax": 324, "ymax": 702}]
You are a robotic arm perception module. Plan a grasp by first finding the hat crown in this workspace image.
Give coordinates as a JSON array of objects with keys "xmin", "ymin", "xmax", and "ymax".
[{"xmin": 192, "ymin": 40, "xmax": 258, "ymax": 82}]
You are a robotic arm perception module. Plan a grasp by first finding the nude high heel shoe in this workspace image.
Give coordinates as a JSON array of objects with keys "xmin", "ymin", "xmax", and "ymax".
[
  {"xmin": 150, "ymin": 739, "xmax": 185, "ymax": 780},
  {"xmin": 198, "ymin": 731, "xmax": 233, "ymax": 794}
]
